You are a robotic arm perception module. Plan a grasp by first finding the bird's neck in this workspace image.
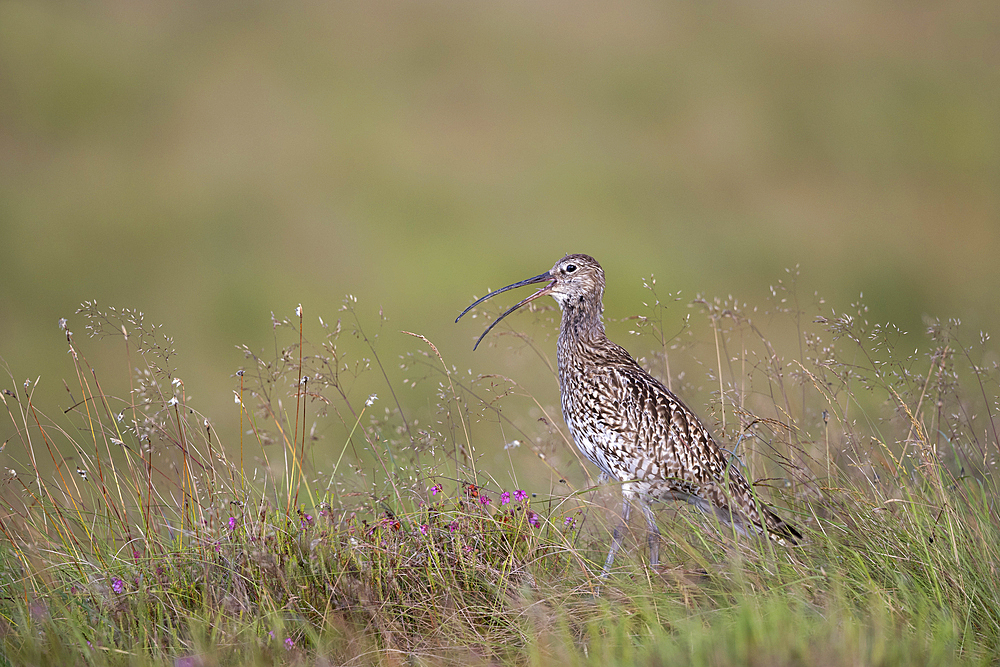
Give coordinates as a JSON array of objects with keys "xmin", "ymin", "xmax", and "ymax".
[{"xmin": 557, "ymin": 296, "xmax": 606, "ymax": 348}]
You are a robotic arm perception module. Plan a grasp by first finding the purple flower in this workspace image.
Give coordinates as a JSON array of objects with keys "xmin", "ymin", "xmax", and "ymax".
[
  {"xmin": 564, "ymin": 516, "xmax": 575, "ymax": 527},
  {"xmin": 514, "ymin": 489, "xmax": 527, "ymax": 502},
  {"xmin": 479, "ymin": 494, "xmax": 490, "ymax": 506},
  {"xmin": 419, "ymin": 524, "xmax": 429, "ymax": 536},
  {"xmin": 448, "ymin": 521, "xmax": 458, "ymax": 533},
  {"xmin": 227, "ymin": 517, "xmax": 237, "ymax": 531},
  {"xmin": 527, "ymin": 511, "xmax": 540, "ymax": 528},
  {"xmin": 430, "ymin": 484, "xmax": 442, "ymax": 496},
  {"xmin": 300, "ymin": 514, "xmax": 313, "ymax": 529},
  {"xmin": 112, "ymin": 578, "xmax": 124, "ymax": 594},
  {"xmin": 284, "ymin": 637, "xmax": 295, "ymax": 650},
  {"xmin": 500, "ymin": 491, "xmax": 510, "ymax": 505}
]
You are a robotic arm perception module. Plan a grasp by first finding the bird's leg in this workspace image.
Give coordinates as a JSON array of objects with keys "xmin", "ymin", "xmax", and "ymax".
[
  {"xmin": 602, "ymin": 495, "xmax": 632, "ymax": 576},
  {"xmin": 640, "ymin": 502, "xmax": 660, "ymax": 567}
]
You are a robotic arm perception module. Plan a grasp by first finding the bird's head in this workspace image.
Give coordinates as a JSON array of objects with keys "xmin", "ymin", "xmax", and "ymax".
[{"xmin": 456, "ymin": 254, "xmax": 605, "ymax": 349}]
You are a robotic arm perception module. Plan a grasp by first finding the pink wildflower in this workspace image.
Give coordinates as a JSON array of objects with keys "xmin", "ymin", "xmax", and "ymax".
[
  {"xmin": 227, "ymin": 517, "xmax": 237, "ymax": 531},
  {"xmin": 419, "ymin": 524, "xmax": 429, "ymax": 535},
  {"xmin": 514, "ymin": 489, "xmax": 527, "ymax": 502},
  {"xmin": 500, "ymin": 491, "xmax": 510, "ymax": 505},
  {"xmin": 527, "ymin": 511, "xmax": 540, "ymax": 528}
]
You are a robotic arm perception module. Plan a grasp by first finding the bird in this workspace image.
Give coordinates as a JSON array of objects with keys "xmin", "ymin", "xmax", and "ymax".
[{"xmin": 456, "ymin": 253, "xmax": 800, "ymax": 572}]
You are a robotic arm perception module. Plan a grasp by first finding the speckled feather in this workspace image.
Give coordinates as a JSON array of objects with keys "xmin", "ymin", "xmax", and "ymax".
[
  {"xmin": 459, "ymin": 253, "xmax": 800, "ymax": 569},
  {"xmin": 558, "ymin": 320, "xmax": 796, "ymax": 541}
]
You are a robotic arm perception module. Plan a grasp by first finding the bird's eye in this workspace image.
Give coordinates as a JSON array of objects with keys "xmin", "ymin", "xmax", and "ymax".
[{"xmin": 565, "ymin": 264, "xmax": 577, "ymax": 273}]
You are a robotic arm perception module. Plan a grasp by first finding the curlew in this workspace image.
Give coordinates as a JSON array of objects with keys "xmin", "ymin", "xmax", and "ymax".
[{"xmin": 456, "ymin": 254, "xmax": 800, "ymax": 572}]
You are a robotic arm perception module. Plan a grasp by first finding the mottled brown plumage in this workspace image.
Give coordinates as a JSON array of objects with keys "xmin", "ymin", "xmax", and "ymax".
[{"xmin": 457, "ymin": 254, "xmax": 800, "ymax": 571}]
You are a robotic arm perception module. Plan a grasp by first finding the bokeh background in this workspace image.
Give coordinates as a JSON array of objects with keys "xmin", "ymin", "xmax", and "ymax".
[{"xmin": 2, "ymin": 1, "xmax": 998, "ymax": 467}]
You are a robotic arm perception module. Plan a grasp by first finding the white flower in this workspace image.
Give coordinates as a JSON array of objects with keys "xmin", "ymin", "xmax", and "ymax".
[{"xmin": 365, "ymin": 394, "xmax": 378, "ymax": 407}]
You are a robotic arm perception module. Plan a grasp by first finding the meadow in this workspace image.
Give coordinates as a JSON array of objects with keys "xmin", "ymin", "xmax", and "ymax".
[
  {"xmin": 2, "ymin": 3, "xmax": 999, "ymax": 664},
  {"xmin": 2, "ymin": 282, "xmax": 998, "ymax": 666}
]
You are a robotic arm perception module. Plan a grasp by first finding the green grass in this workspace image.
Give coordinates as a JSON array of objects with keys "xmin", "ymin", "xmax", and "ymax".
[{"xmin": 1, "ymin": 291, "xmax": 999, "ymax": 666}]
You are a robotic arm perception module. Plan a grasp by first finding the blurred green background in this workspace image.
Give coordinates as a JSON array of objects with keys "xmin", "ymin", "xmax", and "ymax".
[{"xmin": 2, "ymin": 1, "xmax": 998, "ymax": 455}]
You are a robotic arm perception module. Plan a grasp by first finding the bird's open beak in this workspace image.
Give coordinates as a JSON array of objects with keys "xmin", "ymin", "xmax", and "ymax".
[{"xmin": 455, "ymin": 271, "xmax": 555, "ymax": 350}]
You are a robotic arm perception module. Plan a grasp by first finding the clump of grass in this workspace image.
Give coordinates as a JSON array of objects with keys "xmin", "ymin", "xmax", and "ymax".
[
  {"xmin": 0, "ymin": 300, "xmax": 576, "ymax": 665},
  {"xmin": 1, "ymin": 282, "xmax": 1000, "ymax": 666}
]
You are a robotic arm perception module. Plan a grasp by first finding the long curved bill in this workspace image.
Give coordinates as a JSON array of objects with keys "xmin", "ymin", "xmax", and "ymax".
[{"xmin": 455, "ymin": 271, "xmax": 554, "ymax": 350}]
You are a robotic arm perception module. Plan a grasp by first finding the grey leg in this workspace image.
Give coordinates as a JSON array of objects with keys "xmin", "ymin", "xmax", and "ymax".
[
  {"xmin": 602, "ymin": 495, "xmax": 632, "ymax": 576},
  {"xmin": 641, "ymin": 502, "xmax": 660, "ymax": 567}
]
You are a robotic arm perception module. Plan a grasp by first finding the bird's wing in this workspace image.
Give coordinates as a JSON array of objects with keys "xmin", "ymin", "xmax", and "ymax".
[
  {"xmin": 599, "ymin": 360, "xmax": 731, "ymax": 484},
  {"xmin": 596, "ymin": 356, "xmax": 764, "ymax": 501},
  {"xmin": 578, "ymin": 344, "xmax": 801, "ymax": 542}
]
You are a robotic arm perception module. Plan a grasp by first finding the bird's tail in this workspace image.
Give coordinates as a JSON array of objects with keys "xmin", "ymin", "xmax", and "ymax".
[
  {"xmin": 763, "ymin": 508, "xmax": 802, "ymax": 545},
  {"xmin": 687, "ymin": 490, "xmax": 802, "ymax": 545}
]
